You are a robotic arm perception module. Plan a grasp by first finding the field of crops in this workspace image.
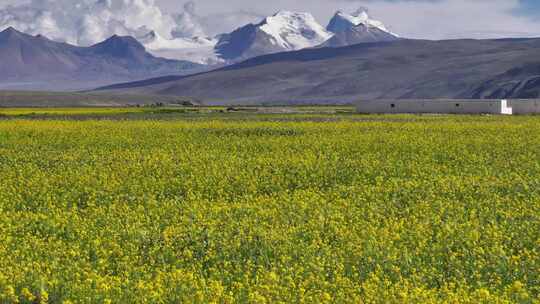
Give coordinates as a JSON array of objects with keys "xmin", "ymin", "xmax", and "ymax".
[{"xmin": 0, "ymin": 112, "xmax": 539, "ymax": 303}]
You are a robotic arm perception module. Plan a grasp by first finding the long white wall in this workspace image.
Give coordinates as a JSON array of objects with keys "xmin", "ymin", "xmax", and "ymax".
[
  {"xmin": 509, "ymin": 100, "xmax": 540, "ymax": 115},
  {"xmin": 356, "ymin": 99, "xmax": 540, "ymax": 115}
]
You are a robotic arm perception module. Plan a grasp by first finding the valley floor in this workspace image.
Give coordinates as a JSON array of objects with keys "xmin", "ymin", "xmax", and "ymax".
[{"xmin": 0, "ymin": 110, "xmax": 538, "ymax": 303}]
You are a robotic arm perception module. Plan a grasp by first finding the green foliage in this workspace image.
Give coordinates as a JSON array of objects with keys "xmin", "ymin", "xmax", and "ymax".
[{"xmin": 0, "ymin": 114, "xmax": 538, "ymax": 303}]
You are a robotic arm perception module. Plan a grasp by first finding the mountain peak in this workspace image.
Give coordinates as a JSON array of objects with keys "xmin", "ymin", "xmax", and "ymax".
[
  {"xmin": 327, "ymin": 8, "xmax": 396, "ymax": 36},
  {"xmin": 100, "ymin": 35, "xmax": 144, "ymax": 48},
  {"xmin": 258, "ymin": 11, "xmax": 332, "ymax": 50},
  {"xmin": 323, "ymin": 9, "xmax": 399, "ymax": 48},
  {"xmin": 0, "ymin": 27, "xmax": 25, "ymax": 38},
  {"xmin": 2, "ymin": 26, "xmax": 18, "ymax": 34},
  {"xmin": 91, "ymin": 34, "xmax": 147, "ymax": 59},
  {"xmin": 0, "ymin": 26, "xmax": 35, "ymax": 45}
]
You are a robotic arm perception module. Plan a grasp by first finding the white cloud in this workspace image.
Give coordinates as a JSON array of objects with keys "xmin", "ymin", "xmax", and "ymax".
[
  {"xmin": 200, "ymin": 10, "xmax": 265, "ymax": 36},
  {"xmin": 0, "ymin": 0, "xmax": 181, "ymax": 45},
  {"xmin": 171, "ymin": 1, "xmax": 206, "ymax": 38},
  {"xmin": 1, "ymin": 0, "xmax": 540, "ymax": 44},
  {"xmin": 158, "ymin": 0, "xmax": 540, "ymax": 39}
]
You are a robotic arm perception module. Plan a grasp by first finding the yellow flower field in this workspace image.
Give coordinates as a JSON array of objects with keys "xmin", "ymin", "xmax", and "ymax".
[{"xmin": 0, "ymin": 113, "xmax": 538, "ymax": 303}]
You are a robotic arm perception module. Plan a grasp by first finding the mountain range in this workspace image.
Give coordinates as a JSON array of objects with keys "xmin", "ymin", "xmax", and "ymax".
[
  {"xmin": 3, "ymin": 7, "xmax": 540, "ymax": 102},
  {"xmin": 96, "ymin": 38, "xmax": 540, "ymax": 104},
  {"xmin": 0, "ymin": 27, "xmax": 202, "ymax": 90},
  {"xmin": 0, "ymin": 9, "xmax": 398, "ymax": 90},
  {"xmin": 141, "ymin": 9, "xmax": 398, "ymax": 64}
]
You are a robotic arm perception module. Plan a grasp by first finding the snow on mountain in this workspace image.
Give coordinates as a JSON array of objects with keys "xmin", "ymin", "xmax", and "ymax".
[
  {"xmin": 135, "ymin": 8, "xmax": 399, "ymax": 64},
  {"xmin": 171, "ymin": 2, "xmax": 206, "ymax": 39},
  {"xmin": 258, "ymin": 11, "xmax": 333, "ymax": 50},
  {"xmin": 327, "ymin": 8, "xmax": 398, "ymax": 37},
  {"xmin": 215, "ymin": 11, "xmax": 332, "ymax": 61},
  {"xmin": 137, "ymin": 30, "xmax": 222, "ymax": 65},
  {"xmin": 322, "ymin": 8, "xmax": 399, "ymax": 47},
  {"xmin": 322, "ymin": 24, "xmax": 399, "ymax": 48}
]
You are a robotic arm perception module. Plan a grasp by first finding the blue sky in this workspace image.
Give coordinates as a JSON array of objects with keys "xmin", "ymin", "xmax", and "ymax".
[{"xmin": 517, "ymin": 0, "xmax": 540, "ymax": 16}]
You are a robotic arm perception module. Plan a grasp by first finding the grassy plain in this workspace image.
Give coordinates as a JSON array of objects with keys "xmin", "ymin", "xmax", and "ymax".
[
  {"xmin": 0, "ymin": 109, "xmax": 538, "ymax": 303},
  {"xmin": 0, "ymin": 91, "xmax": 198, "ymax": 108}
]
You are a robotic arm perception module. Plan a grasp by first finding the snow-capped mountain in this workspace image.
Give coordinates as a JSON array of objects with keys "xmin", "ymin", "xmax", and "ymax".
[
  {"xmin": 138, "ymin": 8, "xmax": 399, "ymax": 64},
  {"xmin": 258, "ymin": 11, "xmax": 332, "ymax": 50},
  {"xmin": 327, "ymin": 9, "xmax": 395, "ymax": 35},
  {"xmin": 141, "ymin": 11, "xmax": 333, "ymax": 64},
  {"xmin": 216, "ymin": 11, "xmax": 332, "ymax": 60},
  {"xmin": 323, "ymin": 9, "xmax": 399, "ymax": 47}
]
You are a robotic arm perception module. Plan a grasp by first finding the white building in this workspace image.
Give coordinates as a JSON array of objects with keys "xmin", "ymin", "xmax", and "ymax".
[{"xmin": 356, "ymin": 99, "xmax": 540, "ymax": 115}]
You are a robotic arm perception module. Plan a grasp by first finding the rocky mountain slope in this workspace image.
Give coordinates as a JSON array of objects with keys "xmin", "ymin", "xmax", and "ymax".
[
  {"xmin": 470, "ymin": 61, "xmax": 540, "ymax": 98},
  {"xmin": 95, "ymin": 38, "xmax": 540, "ymax": 104},
  {"xmin": 0, "ymin": 27, "xmax": 201, "ymax": 90}
]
